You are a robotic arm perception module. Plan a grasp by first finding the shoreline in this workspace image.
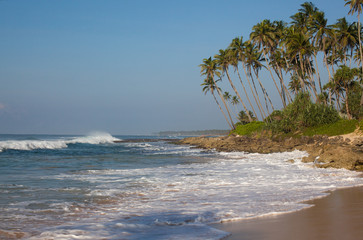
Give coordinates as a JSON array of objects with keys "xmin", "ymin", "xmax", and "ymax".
[
  {"xmin": 177, "ymin": 134, "xmax": 363, "ymax": 171},
  {"xmin": 177, "ymin": 134, "xmax": 363, "ymax": 239},
  {"xmin": 212, "ymin": 186, "xmax": 363, "ymax": 240}
]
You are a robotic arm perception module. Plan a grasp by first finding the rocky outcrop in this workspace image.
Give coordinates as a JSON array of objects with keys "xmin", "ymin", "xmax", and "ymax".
[{"xmin": 177, "ymin": 135, "xmax": 363, "ymax": 171}]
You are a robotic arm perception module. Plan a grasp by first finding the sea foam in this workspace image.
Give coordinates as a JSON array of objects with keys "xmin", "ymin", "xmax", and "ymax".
[{"xmin": 0, "ymin": 132, "xmax": 120, "ymax": 152}]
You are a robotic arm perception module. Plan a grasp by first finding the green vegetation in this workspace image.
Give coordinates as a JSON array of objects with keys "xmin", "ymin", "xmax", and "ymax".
[
  {"xmin": 303, "ymin": 119, "xmax": 359, "ymax": 136},
  {"xmin": 266, "ymin": 93, "xmax": 341, "ymax": 133},
  {"xmin": 231, "ymin": 122, "xmax": 265, "ymax": 136},
  {"xmin": 199, "ymin": 0, "xmax": 363, "ymax": 136}
]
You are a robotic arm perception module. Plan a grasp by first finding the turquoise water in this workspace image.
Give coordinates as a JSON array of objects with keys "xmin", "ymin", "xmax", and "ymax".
[{"xmin": 1, "ymin": 133, "xmax": 362, "ymax": 239}]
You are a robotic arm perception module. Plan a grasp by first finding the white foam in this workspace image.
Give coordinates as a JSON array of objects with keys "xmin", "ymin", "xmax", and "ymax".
[
  {"xmin": 0, "ymin": 132, "xmax": 120, "ymax": 152},
  {"xmin": 5, "ymin": 141, "xmax": 363, "ymax": 240}
]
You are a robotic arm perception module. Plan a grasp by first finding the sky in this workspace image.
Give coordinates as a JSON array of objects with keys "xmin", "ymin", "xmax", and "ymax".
[{"xmin": 0, "ymin": 0, "xmax": 357, "ymax": 135}]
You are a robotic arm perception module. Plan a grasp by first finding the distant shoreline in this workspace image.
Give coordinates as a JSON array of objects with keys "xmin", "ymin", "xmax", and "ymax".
[{"xmin": 156, "ymin": 129, "xmax": 229, "ymax": 136}]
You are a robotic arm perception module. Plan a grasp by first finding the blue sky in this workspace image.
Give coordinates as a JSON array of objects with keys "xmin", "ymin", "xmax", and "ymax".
[{"xmin": 0, "ymin": 0, "xmax": 356, "ymax": 135}]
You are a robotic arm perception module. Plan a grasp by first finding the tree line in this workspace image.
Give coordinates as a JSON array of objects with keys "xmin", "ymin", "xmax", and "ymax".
[{"xmin": 200, "ymin": 0, "xmax": 363, "ymax": 130}]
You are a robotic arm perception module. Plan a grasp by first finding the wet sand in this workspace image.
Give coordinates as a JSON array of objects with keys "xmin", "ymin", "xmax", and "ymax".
[{"xmin": 213, "ymin": 186, "xmax": 363, "ymax": 240}]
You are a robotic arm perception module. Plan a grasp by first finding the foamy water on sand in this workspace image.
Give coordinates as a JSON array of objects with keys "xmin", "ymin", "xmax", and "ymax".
[{"xmin": 1, "ymin": 133, "xmax": 362, "ymax": 239}]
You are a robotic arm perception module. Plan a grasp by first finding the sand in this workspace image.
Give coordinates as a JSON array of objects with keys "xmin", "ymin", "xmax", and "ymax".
[{"xmin": 213, "ymin": 186, "xmax": 363, "ymax": 240}]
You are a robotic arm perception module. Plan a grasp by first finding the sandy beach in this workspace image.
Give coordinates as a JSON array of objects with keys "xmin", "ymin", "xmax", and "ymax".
[{"xmin": 213, "ymin": 186, "xmax": 363, "ymax": 240}]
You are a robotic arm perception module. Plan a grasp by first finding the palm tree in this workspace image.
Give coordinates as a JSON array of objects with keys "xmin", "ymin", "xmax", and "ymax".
[
  {"xmin": 269, "ymin": 49, "xmax": 292, "ymax": 104},
  {"xmin": 237, "ymin": 111, "xmax": 255, "ymax": 125},
  {"xmin": 223, "ymin": 91, "xmax": 232, "ymax": 102},
  {"xmin": 250, "ymin": 20, "xmax": 285, "ymax": 107},
  {"xmin": 215, "ymin": 49, "xmax": 253, "ymax": 122},
  {"xmin": 244, "ymin": 42, "xmax": 271, "ymax": 118},
  {"xmin": 200, "ymin": 57, "xmax": 235, "ymax": 129},
  {"xmin": 231, "ymin": 95, "xmax": 240, "ymax": 120},
  {"xmin": 334, "ymin": 17, "xmax": 358, "ymax": 65},
  {"xmin": 309, "ymin": 11, "xmax": 329, "ymax": 93},
  {"xmin": 229, "ymin": 37, "xmax": 259, "ymax": 119},
  {"xmin": 345, "ymin": 0, "xmax": 363, "ymax": 108},
  {"xmin": 333, "ymin": 65, "xmax": 356, "ymax": 119},
  {"xmin": 285, "ymin": 30, "xmax": 317, "ymax": 98},
  {"xmin": 202, "ymin": 77, "xmax": 233, "ymax": 129}
]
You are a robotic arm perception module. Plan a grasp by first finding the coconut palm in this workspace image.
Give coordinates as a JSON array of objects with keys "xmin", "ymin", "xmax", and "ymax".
[
  {"xmin": 244, "ymin": 42, "xmax": 272, "ymax": 118},
  {"xmin": 200, "ymin": 57, "xmax": 235, "ymax": 129},
  {"xmin": 285, "ymin": 30, "xmax": 317, "ymax": 98},
  {"xmin": 250, "ymin": 20, "xmax": 285, "ymax": 106},
  {"xmin": 345, "ymin": 0, "xmax": 363, "ymax": 107},
  {"xmin": 229, "ymin": 37, "xmax": 259, "ymax": 119},
  {"xmin": 333, "ymin": 17, "xmax": 359, "ymax": 65},
  {"xmin": 230, "ymin": 95, "xmax": 240, "ymax": 120},
  {"xmin": 309, "ymin": 11, "xmax": 330, "ymax": 93},
  {"xmin": 269, "ymin": 49, "xmax": 292, "ymax": 104},
  {"xmin": 237, "ymin": 111, "xmax": 255, "ymax": 125},
  {"xmin": 202, "ymin": 77, "xmax": 233, "ymax": 129},
  {"xmin": 215, "ymin": 49, "xmax": 253, "ymax": 122},
  {"xmin": 223, "ymin": 91, "xmax": 232, "ymax": 102}
]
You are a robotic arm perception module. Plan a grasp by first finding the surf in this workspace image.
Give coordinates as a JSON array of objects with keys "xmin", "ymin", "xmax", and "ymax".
[{"xmin": 0, "ymin": 132, "xmax": 120, "ymax": 152}]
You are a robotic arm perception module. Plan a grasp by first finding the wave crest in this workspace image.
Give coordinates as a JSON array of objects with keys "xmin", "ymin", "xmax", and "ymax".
[{"xmin": 0, "ymin": 132, "xmax": 120, "ymax": 152}]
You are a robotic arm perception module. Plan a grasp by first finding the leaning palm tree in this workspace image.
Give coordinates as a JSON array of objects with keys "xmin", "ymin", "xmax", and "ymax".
[
  {"xmin": 285, "ymin": 30, "xmax": 317, "ymax": 98},
  {"xmin": 334, "ymin": 17, "xmax": 358, "ymax": 65},
  {"xmin": 200, "ymin": 57, "xmax": 235, "ymax": 129},
  {"xmin": 250, "ymin": 20, "xmax": 285, "ymax": 106},
  {"xmin": 244, "ymin": 42, "xmax": 270, "ymax": 118},
  {"xmin": 229, "ymin": 37, "xmax": 259, "ymax": 119},
  {"xmin": 309, "ymin": 10, "xmax": 330, "ymax": 93},
  {"xmin": 202, "ymin": 78, "xmax": 233, "ymax": 129},
  {"xmin": 215, "ymin": 49, "xmax": 253, "ymax": 122},
  {"xmin": 345, "ymin": 0, "xmax": 363, "ymax": 108}
]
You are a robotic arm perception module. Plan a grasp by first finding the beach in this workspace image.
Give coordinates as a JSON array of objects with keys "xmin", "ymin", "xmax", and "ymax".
[{"xmin": 213, "ymin": 186, "xmax": 363, "ymax": 240}]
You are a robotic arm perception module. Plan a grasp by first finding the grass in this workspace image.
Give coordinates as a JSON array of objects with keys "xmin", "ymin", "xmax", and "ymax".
[
  {"xmin": 231, "ymin": 119, "xmax": 360, "ymax": 138},
  {"xmin": 302, "ymin": 119, "xmax": 359, "ymax": 136},
  {"xmin": 231, "ymin": 121, "xmax": 266, "ymax": 136}
]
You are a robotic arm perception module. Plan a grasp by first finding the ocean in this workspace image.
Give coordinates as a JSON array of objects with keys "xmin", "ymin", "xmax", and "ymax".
[{"xmin": 0, "ymin": 133, "xmax": 362, "ymax": 239}]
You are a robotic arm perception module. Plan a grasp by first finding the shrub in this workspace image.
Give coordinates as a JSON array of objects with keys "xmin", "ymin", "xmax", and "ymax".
[
  {"xmin": 231, "ymin": 121, "xmax": 265, "ymax": 136},
  {"xmin": 266, "ymin": 92, "xmax": 340, "ymax": 134}
]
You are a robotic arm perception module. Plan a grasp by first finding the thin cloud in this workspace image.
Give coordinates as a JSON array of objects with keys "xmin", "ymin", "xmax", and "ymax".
[{"xmin": 0, "ymin": 103, "xmax": 5, "ymax": 110}]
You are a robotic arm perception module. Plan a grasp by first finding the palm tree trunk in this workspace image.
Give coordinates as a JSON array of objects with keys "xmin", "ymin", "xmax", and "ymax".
[
  {"xmin": 262, "ymin": 49, "xmax": 284, "ymax": 106},
  {"xmin": 236, "ymin": 66, "xmax": 258, "ymax": 119},
  {"xmin": 212, "ymin": 92, "xmax": 233, "ymax": 129},
  {"xmin": 298, "ymin": 53, "xmax": 306, "ymax": 91},
  {"xmin": 313, "ymin": 52, "xmax": 323, "ymax": 93},
  {"xmin": 241, "ymin": 63, "xmax": 266, "ymax": 119},
  {"xmin": 323, "ymin": 50, "xmax": 333, "ymax": 105},
  {"xmin": 212, "ymin": 75, "xmax": 235, "ymax": 129},
  {"xmin": 273, "ymin": 66, "xmax": 292, "ymax": 105},
  {"xmin": 225, "ymin": 69, "xmax": 252, "ymax": 122},
  {"xmin": 306, "ymin": 58, "xmax": 319, "ymax": 100},
  {"xmin": 253, "ymin": 68, "xmax": 274, "ymax": 114},
  {"xmin": 345, "ymin": 88, "xmax": 352, "ymax": 119}
]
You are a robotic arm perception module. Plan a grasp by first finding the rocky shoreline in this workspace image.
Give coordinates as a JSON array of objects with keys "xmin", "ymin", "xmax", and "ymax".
[{"xmin": 177, "ymin": 134, "xmax": 363, "ymax": 171}]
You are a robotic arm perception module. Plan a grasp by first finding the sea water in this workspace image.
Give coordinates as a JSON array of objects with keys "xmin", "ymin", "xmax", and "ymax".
[{"xmin": 0, "ymin": 133, "xmax": 362, "ymax": 239}]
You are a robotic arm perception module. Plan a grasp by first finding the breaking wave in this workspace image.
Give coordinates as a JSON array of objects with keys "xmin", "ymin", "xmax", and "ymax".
[{"xmin": 0, "ymin": 132, "xmax": 120, "ymax": 152}]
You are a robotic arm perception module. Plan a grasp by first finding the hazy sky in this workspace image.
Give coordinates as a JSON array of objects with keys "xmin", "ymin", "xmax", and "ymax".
[{"xmin": 0, "ymin": 0, "xmax": 355, "ymax": 135}]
